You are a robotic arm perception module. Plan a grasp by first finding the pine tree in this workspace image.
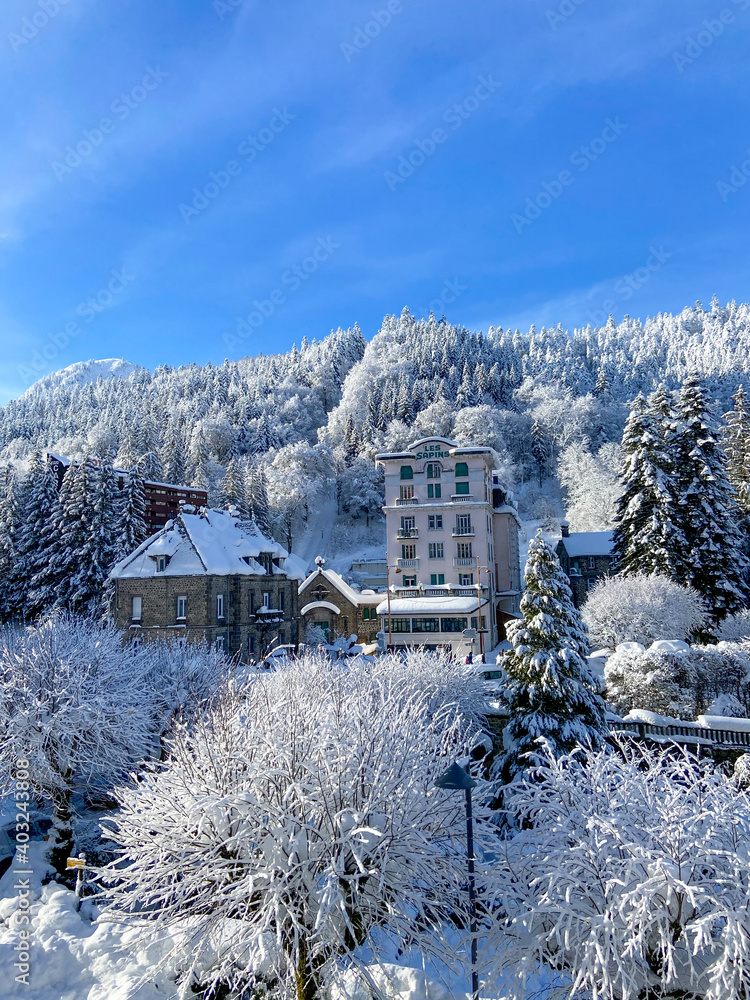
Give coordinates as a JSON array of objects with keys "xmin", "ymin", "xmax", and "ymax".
[
  {"xmin": 189, "ymin": 425, "xmax": 211, "ymax": 489},
  {"xmin": 530, "ymin": 420, "xmax": 548, "ymax": 486},
  {"xmin": 13, "ymin": 453, "xmax": 60, "ymax": 617},
  {"xmin": 246, "ymin": 466, "xmax": 271, "ymax": 535},
  {"xmin": 0, "ymin": 466, "xmax": 21, "ymax": 621},
  {"xmin": 722, "ymin": 384, "xmax": 750, "ymax": 518},
  {"xmin": 161, "ymin": 420, "xmax": 187, "ymax": 485},
  {"xmin": 669, "ymin": 375, "xmax": 749, "ymax": 621},
  {"xmin": 69, "ymin": 456, "xmax": 119, "ymax": 616},
  {"xmin": 498, "ymin": 531, "xmax": 606, "ymax": 782},
  {"xmin": 30, "ymin": 462, "xmax": 86, "ymax": 614},
  {"xmin": 113, "ymin": 462, "xmax": 149, "ymax": 561},
  {"xmin": 612, "ymin": 390, "xmax": 686, "ymax": 578},
  {"xmin": 218, "ymin": 455, "xmax": 250, "ymax": 518}
]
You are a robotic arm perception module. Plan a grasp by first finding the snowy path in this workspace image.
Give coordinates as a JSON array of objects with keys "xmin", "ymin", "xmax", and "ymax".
[{"xmin": 293, "ymin": 487, "xmax": 337, "ymax": 570}]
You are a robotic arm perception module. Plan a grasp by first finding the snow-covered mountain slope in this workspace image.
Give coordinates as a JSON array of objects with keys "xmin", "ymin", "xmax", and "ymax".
[{"xmin": 21, "ymin": 359, "xmax": 142, "ymax": 397}]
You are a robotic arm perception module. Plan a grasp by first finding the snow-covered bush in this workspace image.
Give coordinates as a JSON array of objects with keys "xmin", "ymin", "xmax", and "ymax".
[
  {"xmin": 720, "ymin": 609, "xmax": 750, "ymax": 642},
  {"xmin": 493, "ymin": 739, "xmax": 750, "ymax": 1000},
  {"xmin": 100, "ymin": 652, "xmax": 496, "ymax": 999},
  {"xmin": 0, "ymin": 615, "xmax": 157, "ymax": 872},
  {"xmin": 582, "ymin": 572, "xmax": 709, "ymax": 648},
  {"xmin": 707, "ymin": 693, "xmax": 746, "ymax": 718},
  {"xmin": 604, "ymin": 644, "xmax": 698, "ymax": 719}
]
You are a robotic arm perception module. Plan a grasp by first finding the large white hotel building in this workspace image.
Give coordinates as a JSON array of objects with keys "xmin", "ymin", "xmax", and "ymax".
[{"xmin": 375, "ymin": 437, "xmax": 522, "ymax": 654}]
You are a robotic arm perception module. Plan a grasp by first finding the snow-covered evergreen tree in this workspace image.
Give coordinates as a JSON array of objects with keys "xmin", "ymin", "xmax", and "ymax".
[
  {"xmin": 113, "ymin": 461, "xmax": 148, "ymax": 562},
  {"xmin": 217, "ymin": 454, "xmax": 250, "ymax": 517},
  {"xmin": 0, "ymin": 466, "xmax": 20, "ymax": 620},
  {"xmin": 246, "ymin": 465, "xmax": 271, "ymax": 534},
  {"xmin": 161, "ymin": 419, "xmax": 187, "ymax": 485},
  {"xmin": 497, "ymin": 531, "xmax": 606, "ymax": 781},
  {"xmin": 612, "ymin": 390, "xmax": 684, "ymax": 577},
  {"xmin": 723, "ymin": 384, "xmax": 750, "ymax": 518},
  {"xmin": 670, "ymin": 374, "xmax": 749, "ymax": 621},
  {"xmin": 68, "ymin": 456, "xmax": 119, "ymax": 616}
]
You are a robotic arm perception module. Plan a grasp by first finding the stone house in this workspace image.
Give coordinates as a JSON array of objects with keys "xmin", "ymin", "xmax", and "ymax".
[
  {"xmin": 555, "ymin": 522, "xmax": 614, "ymax": 607},
  {"xmin": 110, "ymin": 506, "xmax": 303, "ymax": 660},
  {"xmin": 299, "ymin": 558, "xmax": 385, "ymax": 645}
]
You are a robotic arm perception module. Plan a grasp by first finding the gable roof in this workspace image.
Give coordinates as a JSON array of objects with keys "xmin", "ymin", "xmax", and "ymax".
[
  {"xmin": 299, "ymin": 566, "xmax": 385, "ymax": 606},
  {"xmin": 110, "ymin": 508, "xmax": 289, "ymax": 579},
  {"xmin": 558, "ymin": 531, "xmax": 614, "ymax": 557}
]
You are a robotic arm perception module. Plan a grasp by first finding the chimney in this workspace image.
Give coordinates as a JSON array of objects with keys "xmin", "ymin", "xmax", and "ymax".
[{"xmin": 560, "ymin": 520, "xmax": 570, "ymax": 538}]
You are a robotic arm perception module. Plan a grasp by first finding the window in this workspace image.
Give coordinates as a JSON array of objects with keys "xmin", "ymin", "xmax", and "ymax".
[
  {"xmin": 455, "ymin": 462, "xmax": 468, "ymax": 478},
  {"xmin": 456, "ymin": 514, "xmax": 472, "ymax": 535},
  {"xmin": 430, "ymin": 573, "xmax": 445, "ymax": 585},
  {"xmin": 428, "ymin": 542, "xmax": 444, "ymax": 559},
  {"xmin": 217, "ymin": 594, "xmax": 225, "ymax": 620},
  {"xmin": 427, "ymin": 483, "xmax": 442, "ymax": 498},
  {"xmin": 342, "ymin": 616, "xmax": 349, "ymax": 634},
  {"xmin": 457, "ymin": 542, "xmax": 473, "ymax": 558},
  {"xmin": 402, "ymin": 575, "xmax": 417, "ymax": 586},
  {"xmin": 215, "ymin": 636, "xmax": 225, "ymax": 651},
  {"xmin": 363, "ymin": 607, "xmax": 370, "ymax": 620},
  {"xmin": 587, "ymin": 557, "xmax": 596, "ymax": 570},
  {"xmin": 156, "ymin": 555, "xmax": 168, "ymax": 572},
  {"xmin": 279, "ymin": 590, "xmax": 285, "ymax": 612},
  {"xmin": 402, "ymin": 544, "xmax": 416, "ymax": 559},
  {"xmin": 459, "ymin": 573, "xmax": 474, "ymax": 586},
  {"xmin": 248, "ymin": 635, "xmax": 255, "ymax": 655},
  {"xmin": 400, "ymin": 465, "xmax": 413, "ymax": 480},
  {"xmin": 399, "ymin": 485, "xmax": 415, "ymax": 500},
  {"xmin": 441, "ymin": 617, "xmax": 468, "ymax": 633},
  {"xmin": 262, "ymin": 592, "xmax": 271, "ymax": 608},
  {"xmin": 412, "ymin": 617, "xmax": 440, "ymax": 633},
  {"xmin": 471, "ymin": 616, "xmax": 487, "ymax": 630},
  {"xmin": 401, "ymin": 515, "xmax": 415, "ymax": 531},
  {"xmin": 428, "ymin": 514, "xmax": 443, "ymax": 529},
  {"xmin": 131, "ymin": 596, "xmax": 142, "ymax": 622},
  {"xmin": 455, "ymin": 482, "xmax": 470, "ymax": 495},
  {"xmin": 249, "ymin": 592, "xmax": 255, "ymax": 615},
  {"xmin": 587, "ymin": 577, "xmax": 597, "ymax": 591},
  {"xmin": 426, "ymin": 463, "xmax": 441, "ymax": 479},
  {"xmin": 383, "ymin": 617, "xmax": 411, "ymax": 633},
  {"xmin": 176, "ymin": 595, "xmax": 187, "ymax": 620}
]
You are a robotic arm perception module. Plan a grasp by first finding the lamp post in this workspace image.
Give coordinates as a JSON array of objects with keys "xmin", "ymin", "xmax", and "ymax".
[
  {"xmin": 385, "ymin": 563, "xmax": 402, "ymax": 650},
  {"xmin": 474, "ymin": 558, "xmax": 491, "ymax": 663},
  {"xmin": 435, "ymin": 762, "xmax": 479, "ymax": 1000}
]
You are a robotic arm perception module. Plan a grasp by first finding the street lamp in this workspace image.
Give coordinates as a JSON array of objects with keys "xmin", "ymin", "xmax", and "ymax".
[
  {"xmin": 435, "ymin": 762, "xmax": 479, "ymax": 1000},
  {"xmin": 385, "ymin": 562, "xmax": 402, "ymax": 650}
]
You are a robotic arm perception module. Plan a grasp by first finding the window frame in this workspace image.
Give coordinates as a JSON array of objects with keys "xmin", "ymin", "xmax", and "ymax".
[
  {"xmin": 217, "ymin": 594, "xmax": 225, "ymax": 620},
  {"xmin": 400, "ymin": 465, "xmax": 414, "ymax": 481},
  {"xmin": 176, "ymin": 595, "xmax": 187, "ymax": 621},
  {"xmin": 131, "ymin": 595, "xmax": 142, "ymax": 622},
  {"xmin": 455, "ymin": 462, "xmax": 469, "ymax": 478}
]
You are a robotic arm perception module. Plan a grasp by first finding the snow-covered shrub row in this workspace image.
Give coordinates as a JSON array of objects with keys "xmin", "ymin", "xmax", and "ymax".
[
  {"xmin": 492, "ymin": 738, "xmax": 750, "ymax": 1000},
  {"xmin": 604, "ymin": 640, "xmax": 750, "ymax": 719},
  {"xmin": 582, "ymin": 572, "xmax": 709, "ymax": 649},
  {"xmin": 720, "ymin": 609, "xmax": 750, "ymax": 642},
  {"xmin": 98, "ymin": 651, "xmax": 495, "ymax": 1000},
  {"xmin": 0, "ymin": 614, "xmax": 227, "ymax": 873}
]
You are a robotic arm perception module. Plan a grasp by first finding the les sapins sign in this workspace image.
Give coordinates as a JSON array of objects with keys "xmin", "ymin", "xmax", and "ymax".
[{"xmin": 414, "ymin": 445, "xmax": 450, "ymax": 460}]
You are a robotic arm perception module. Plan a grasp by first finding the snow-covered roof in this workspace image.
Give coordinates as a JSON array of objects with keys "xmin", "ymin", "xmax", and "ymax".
[
  {"xmin": 110, "ymin": 508, "xmax": 289, "ymax": 579},
  {"xmin": 558, "ymin": 531, "xmax": 614, "ymax": 556},
  {"xmin": 375, "ymin": 596, "xmax": 488, "ymax": 615},
  {"xmin": 298, "ymin": 567, "xmax": 385, "ymax": 606}
]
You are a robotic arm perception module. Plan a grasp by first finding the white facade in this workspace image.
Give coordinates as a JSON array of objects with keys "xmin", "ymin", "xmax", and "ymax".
[{"xmin": 376, "ymin": 437, "xmax": 522, "ymax": 654}]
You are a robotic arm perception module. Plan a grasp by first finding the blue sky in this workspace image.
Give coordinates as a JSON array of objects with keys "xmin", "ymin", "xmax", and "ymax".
[{"xmin": 1, "ymin": 0, "xmax": 749, "ymax": 402}]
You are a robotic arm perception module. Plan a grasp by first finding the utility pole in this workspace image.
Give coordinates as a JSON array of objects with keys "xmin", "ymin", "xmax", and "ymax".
[{"xmin": 475, "ymin": 555, "xmax": 484, "ymax": 662}]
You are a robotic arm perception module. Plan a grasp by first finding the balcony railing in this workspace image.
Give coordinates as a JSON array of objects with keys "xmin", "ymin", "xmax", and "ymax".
[
  {"xmin": 454, "ymin": 557, "xmax": 474, "ymax": 567},
  {"xmin": 452, "ymin": 527, "xmax": 475, "ymax": 537},
  {"xmin": 397, "ymin": 558, "xmax": 419, "ymax": 569},
  {"xmin": 396, "ymin": 497, "xmax": 418, "ymax": 506},
  {"xmin": 396, "ymin": 528, "xmax": 419, "ymax": 538},
  {"xmin": 451, "ymin": 494, "xmax": 474, "ymax": 502}
]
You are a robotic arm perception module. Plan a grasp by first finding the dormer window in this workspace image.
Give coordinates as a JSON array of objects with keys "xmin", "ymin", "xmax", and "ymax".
[{"xmin": 156, "ymin": 555, "xmax": 169, "ymax": 573}]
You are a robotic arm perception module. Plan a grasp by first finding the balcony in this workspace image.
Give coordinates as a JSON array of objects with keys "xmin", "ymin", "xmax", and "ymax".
[
  {"xmin": 452, "ymin": 527, "xmax": 475, "ymax": 537},
  {"xmin": 396, "ymin": 528, "xmax": 419, "ymax": 539},
  {"xmin": 397, "ymin": 558, "xmax": 419, "ymax": 569},
  {"xmin": 451, "ymin": 494, "xmax": 475, "ymax": 502},
  {"xmin": 396, "ymin": 497, "xmax": 418, "ymax": 506},
  {"xmin": 454, "ymin": 557, "xmax": 474, "ymax": 567}
]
